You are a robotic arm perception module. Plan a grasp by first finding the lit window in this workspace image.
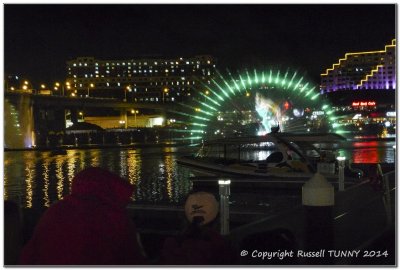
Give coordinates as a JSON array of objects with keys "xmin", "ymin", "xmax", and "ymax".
[{"xmin": 117, "ymin": 82, "xmax": 120, "ymax": 86}]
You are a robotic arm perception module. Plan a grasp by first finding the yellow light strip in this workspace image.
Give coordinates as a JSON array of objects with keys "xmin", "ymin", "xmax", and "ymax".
[
  {"xmin": 321, "ymin": 39, "xmax": 396, "ymax": 76},
  {"xmin": 356, "ymin": 64, "xmax": 383, "ymax": 88}
]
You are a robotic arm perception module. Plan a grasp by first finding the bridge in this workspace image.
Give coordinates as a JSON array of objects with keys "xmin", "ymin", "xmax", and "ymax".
[
  {"xmin": 5, "ymin": 91, "xmax": 172, "ymax": 110},
  {"xmin": 5, "ymin": 91, "xmax": 182, "ymax": 148}
]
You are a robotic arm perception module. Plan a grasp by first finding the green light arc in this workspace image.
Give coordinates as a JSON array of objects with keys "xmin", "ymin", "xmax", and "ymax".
[{"xmin": 177, "ymin": 68, "xmax": 346, "ymax": 141}]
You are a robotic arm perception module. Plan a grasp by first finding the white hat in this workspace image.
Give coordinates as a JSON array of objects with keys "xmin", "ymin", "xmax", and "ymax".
[{"xmin": 184, "ymin": 192, "xmax": 219, "ymax": 225}]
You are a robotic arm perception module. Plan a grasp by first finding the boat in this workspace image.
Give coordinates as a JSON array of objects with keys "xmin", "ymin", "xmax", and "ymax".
[{"xmin": 177, "ymin": 132, "xmax": 363, "ymax": 184}]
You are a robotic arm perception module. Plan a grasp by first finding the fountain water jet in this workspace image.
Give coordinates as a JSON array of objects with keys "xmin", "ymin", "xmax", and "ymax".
[{"xmin": 4, "ymin": 96, "xmax": 35, "ymax": 149}]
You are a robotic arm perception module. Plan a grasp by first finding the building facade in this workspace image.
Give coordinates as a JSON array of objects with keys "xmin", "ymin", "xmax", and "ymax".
[
  {"xmin": 321, "ymin": 39, "xmax": 396, "ymax": 93},
  {"xmin": 66, "ymin": 55, "xmax": 216, "ymax": 102}
]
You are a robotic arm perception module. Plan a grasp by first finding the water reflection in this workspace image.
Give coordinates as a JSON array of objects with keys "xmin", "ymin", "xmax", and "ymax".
[
  {"xmin": 338, "ymin": 141, "xmax": 395, "ymax": 164},
  {"xmin": 164, "ymin": 148, "xmax": 174, "ymax": 201},
  {"xmin": 55, "ymin": 158, "xmax": 64, "ymax": 201},
  {"xmin": 4, "ymin": 147, "xmax": 193, "ymax": 210},
  {"xmin": 42, "ymin": 156, "xmax": 50, "ymax": 207},
  {"xmin": 24, "ymin": 152, "xmax": 35, "ymax": 208},
  {"xmin": 3, "ymin": 140, "xmax": 394, "ymax": 210},
  {"xmin": 126, "ymin": 149, "xmax": 142, "ymax": 201},
  {"xmin": 67, "ymin": 150, "xmax": 79, "ymax": 193}
]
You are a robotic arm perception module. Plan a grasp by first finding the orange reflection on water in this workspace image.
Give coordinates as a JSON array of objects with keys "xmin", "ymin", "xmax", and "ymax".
[
  {"xmin": 164, "ymin": 149, "xmax": 174, "ymax": 200},
  {"xmin": 119, "ymin": 151, "xmax": 128, "ymax": 181},
  {"xmin": 89, "ymin": 149, "xmax": 101, "ymax": 167},
  {"xmin": 55, "ymin": 158, "xmax": 64, "ymax": 200},
  {"xmin": 67, "ymin": 150, "xmax": 79, "ymax": 193},
  {"xmin": 127, "ymin": 149, "xmax": 141, "ymax": 201},
  {"xmin": 4, "ymin": 161, "xmax": 9, "ymax": 200},
  {"xmin": 42, "ymin": 155, "xmax": 50, "ymax": 208},
  {"xmin": 24, "ymin": 153, "xmax": 35, "ymax": 209}
]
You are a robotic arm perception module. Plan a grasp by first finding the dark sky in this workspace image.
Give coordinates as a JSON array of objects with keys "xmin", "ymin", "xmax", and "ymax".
[{"xmin": 4, "ymin": 4, "xmax": 396, "ymax": 85}]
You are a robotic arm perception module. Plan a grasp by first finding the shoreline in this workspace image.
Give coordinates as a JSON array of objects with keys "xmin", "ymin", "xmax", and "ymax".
[{"xmin": 4, "ymin": 136, "xmax": 396, "ymax": 152}]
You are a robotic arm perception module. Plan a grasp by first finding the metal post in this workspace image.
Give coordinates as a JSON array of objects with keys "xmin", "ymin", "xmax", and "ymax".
[
  {"xmin": 393, "ymin": 145, "xmax": 396, "ymax": 164},
  {"xmin": 337, "ymin": 156, "xmax": 346, "ymax": 191},
  {"xmin": 223, "ymin": 144, "xmax": 227, "ymax": 161},
  {"xmin": 382, "ymin": 173, "xmax": 392, "ymax": 226},
  {"xmin": 302, "ymin": 173, "xmax": 334, "ymax": 264},
  {"xmin": 218, "ymin": 179, "xmax": 231, "ymax": 235}
]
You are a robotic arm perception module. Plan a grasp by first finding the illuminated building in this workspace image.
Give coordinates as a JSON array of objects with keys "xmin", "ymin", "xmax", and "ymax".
[
  {"xmin": 321, "ymin": 39, "xmax": 396, "ymax": 93},
  {"xmin": 66, "ymin": 55, "xmax": 216, "ymax": 102}
]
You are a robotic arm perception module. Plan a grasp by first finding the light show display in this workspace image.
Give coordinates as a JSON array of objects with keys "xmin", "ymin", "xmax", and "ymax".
[{"xmin": 170, "ymin": 68, "xmax": 342, "ymax": 141}]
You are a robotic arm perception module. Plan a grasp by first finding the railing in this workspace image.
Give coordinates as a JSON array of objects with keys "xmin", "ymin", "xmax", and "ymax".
[{"xmin": 214, "ymin": 166, "xmax": 395, "ymax": 236}]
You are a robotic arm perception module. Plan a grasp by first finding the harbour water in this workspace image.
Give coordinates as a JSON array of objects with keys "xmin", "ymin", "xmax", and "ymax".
[
  {"xmin": 4, "ymin": 139, "xmax": 396, "ymax": 211},
  {"xmin": 4, "ymin": 139, "xmax": 396, "ymax": 265}
]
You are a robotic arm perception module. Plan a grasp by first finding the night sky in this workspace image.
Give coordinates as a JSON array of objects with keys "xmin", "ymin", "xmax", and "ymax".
[{"xmin": 4, "ymin": 4, "xmax": 396, "ymax": 85}]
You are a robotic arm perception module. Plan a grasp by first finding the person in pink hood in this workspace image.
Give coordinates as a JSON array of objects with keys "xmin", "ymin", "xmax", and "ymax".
[{"xmin": 19, "ymin": 167, "xmax": 146, "ymax": 265}]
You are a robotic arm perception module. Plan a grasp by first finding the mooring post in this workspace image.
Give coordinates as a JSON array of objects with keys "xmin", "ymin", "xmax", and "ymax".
[
  {"xmin": 218, "ymin": 179, "xmax": 231, "ymax": 235},
  {"xmin": 393, "ymin": 145, "xmax": 396, "ymax": 164},
  {"xmin": 302, "ymin": 173, "xmax": 334, "ymax": 264},
  {"xmin": 337, "ymin": 156, "xmax": 346, "ymax": 191}
]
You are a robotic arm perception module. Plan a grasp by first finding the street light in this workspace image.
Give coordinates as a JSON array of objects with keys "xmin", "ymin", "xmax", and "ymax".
[
  {"xmin": 125, "ymin": 85, "xmax": 132, "ymax": 102},
  {"xmin": 163, "ymin": 88, "xmax": 169, "ymax": 103},
  {"xmin": 22, "ymin": 80, "xmax": 34, "ymax": 93},
  {"xmin": 78, "ymin": 111, "xmax": 84, "ymax": 122},
  {"xmin": 131, "ymin": 109, "xmax": 139, "ymax": 127},
  {"xmin": 87, "ymin": 83, "xmax": 94, "ymax": 97}
]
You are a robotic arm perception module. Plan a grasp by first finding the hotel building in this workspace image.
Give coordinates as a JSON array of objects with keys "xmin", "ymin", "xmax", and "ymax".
[
  {"xmin": 321, "ymin": 39, "xmax": 396, "ymax": 93},
  {"xmin": 66, "ymin": 55, "xmax": 216, "ymax": 102},
  {"xmin": 320, "ymin": 39, "xmax": 396, "ymax": 136}
]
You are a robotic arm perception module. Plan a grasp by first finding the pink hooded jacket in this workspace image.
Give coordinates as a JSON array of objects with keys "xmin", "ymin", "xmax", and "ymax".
[{"xmin": 19, "ymin": 167, "xmax": 146, "ymax": 265}]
